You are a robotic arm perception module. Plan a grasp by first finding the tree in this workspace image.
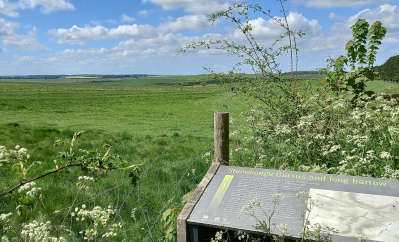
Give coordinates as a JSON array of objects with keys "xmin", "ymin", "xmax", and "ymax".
[
  {"xmin": 178, "ymin": 0, "xmax": 313, "ymax": 125},
  {"xmin": 319, "ymin": 19, "xmax": 387, "ymax": 102}
]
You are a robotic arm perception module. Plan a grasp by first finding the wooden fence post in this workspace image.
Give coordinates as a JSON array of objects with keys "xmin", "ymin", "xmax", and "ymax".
[
  {"xmin": 176, "ymin": 113, "xmax": 229, "ymax": 242},
  {"xmin": 214, "ymin": 112, "xmax": 229, "ymax": 165}
]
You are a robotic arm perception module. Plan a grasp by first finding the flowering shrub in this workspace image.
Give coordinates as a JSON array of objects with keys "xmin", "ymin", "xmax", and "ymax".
[
  {"xmin": 230, "ymin": 94, "xmax": 399, "ymax": 179},
  {"xmin": 0, "ymin": 132, "xmax": 141, "ymax": 241}
]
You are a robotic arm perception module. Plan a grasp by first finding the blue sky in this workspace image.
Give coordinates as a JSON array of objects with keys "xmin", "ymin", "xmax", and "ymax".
[{"xmin": 0, "ymin": 0, "xmax": 398, "ymax": 75}]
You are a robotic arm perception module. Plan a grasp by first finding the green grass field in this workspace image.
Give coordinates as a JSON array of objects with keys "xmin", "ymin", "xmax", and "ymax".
[
  {"xmin": 0, "ymin": 76, "xmax": 249, "ymax": 241},
  {"xmin": 1, "ymin": 75, "xmax": 399, "ymax": 241}
]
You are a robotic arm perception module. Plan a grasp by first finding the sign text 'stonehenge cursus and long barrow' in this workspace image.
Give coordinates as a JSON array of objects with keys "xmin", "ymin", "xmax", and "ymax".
[{"xmin": 186, "ymin": 165, "xmax": 399, "ymax": 242}]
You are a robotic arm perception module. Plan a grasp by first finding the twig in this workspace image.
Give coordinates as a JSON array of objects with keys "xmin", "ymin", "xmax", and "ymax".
[{"xmin": 0, "ymin": 163, "xmax": 82, "ymax": 197}]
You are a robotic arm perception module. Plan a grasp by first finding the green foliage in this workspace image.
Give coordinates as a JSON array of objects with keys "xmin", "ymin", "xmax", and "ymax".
[
  {"xmin": 161, "ymin": 190, "xmax": 193, "ymax": 242},
  {"xmin": 319, "ymin": 19, "xmax": 387, "ymax": 102},
  {"xmin": 179, "ymin": 0, "xmax": 312, "ymax": 125},
  {"xmin": 0, "ymin": 145, "xmax": 42, "ymax": 180},
  {"xmin": 0, "ymin": 132, "xmax": 143, "ymax": 241}
]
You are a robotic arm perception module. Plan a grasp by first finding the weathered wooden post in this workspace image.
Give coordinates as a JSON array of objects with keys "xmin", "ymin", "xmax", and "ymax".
[
  {"xmin": 214, "ymin": 112, "xmax": 229, "ymax": 165},
  {"xmin": 176, "ymin": 112, "xmax": 229, "ymax": 242}
]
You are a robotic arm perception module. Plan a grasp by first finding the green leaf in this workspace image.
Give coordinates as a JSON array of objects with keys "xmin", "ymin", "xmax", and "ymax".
[
  {"xmin": 131, "ymin": 175, "xmax": 138, "ymax": 185},
  {"xmin": 161, "ymin": 209, "xmax": 172, "ymax": 222},
  {"xmin": 165, "ymin": 220, "xmax": 177, "ymax": 234},
  {"xmin": 22, "ymin": 197, "xmax": 33, "ymax": 204},
  {"xmin": 181, "ymin": 190, "xmax": 194, "ymax": 206},
  {"xmin": 11, "ymin": 165, "xmax": 20, "ymax": 172}
]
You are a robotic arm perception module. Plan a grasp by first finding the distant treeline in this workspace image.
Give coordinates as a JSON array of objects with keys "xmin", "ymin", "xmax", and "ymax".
[
  {"xmin": 0, "ymin": 74, "xmax": 149, "ymax": 79},
  {"xmin": 374, "ymin": 55, "xmax": 399, "ymax": 82},
  {"xmin": 0, "ymin": 75, "xmax": 64, "ymax": 79},
  {"xmin": 281, "ymin": 71, "xmax": 320, "ymax": 76},
  {"xmin": 97, "ymin": 74, "xmax": 148, "ymax": 78}
]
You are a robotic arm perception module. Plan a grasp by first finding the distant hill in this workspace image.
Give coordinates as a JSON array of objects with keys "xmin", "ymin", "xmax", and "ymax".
[{"xmin": 374, "ymin": 55, "xmax": 399, "ymax": 81}]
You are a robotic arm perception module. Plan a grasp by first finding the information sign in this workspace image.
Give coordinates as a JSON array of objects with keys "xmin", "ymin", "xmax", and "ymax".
[{"xmin": 187, "ymin": 165, "xmax": 399, "ymax": 242}]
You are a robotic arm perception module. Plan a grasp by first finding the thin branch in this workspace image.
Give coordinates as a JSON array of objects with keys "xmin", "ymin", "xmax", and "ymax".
[{"xmin": 0, "ymin": 163, "xmax": 82, "ymax": 197}]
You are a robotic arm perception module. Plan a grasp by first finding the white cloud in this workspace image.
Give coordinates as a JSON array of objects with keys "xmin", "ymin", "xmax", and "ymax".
[
  {"xmin": 0, "ymin": 18, "xmax": 19, "ymax": 35},
  {"xmin": 2, "ymin": 27, "xmax": 49, "ymax": 51},
  {"xmin": 48, "ymin": 13, "xmax": 219, "ymax": 46},
  {"xmin": 293, "ymin": 0, "xmax": 397, "ymax": 8},
  {"xmin": 14, "ymin": 54, "xmax": 36, "ymax": 61},
  {"xmin": 113, "ymin": 32, "xmax": 223, "ymax": 51},
  {"xmin": 158, "ymin": 14, "xmax": 214, "ymax": 33},
  {"xmin": 48, "ymin": 24, "xmax": 158, "ymax": 45},
  {"xmin": 0, "ymin": 19, "xmax": 48, "ymax": 51},
  {"xmin": 121, "ymin": 14, "xmax": 136, "ymax": 22},
  {"xmin": 48, "ymin": 25, "xmax": 108, "ymax": 45},
  {"xmin": 90, "ymin": 20, "xmax": 102, "ymax": 25},
  {"xmin": 106, "ymin": 19, "xmax": 117, "ymax": 24},
  {"xmin": 142, "ymin": 48, "xmax": 156, "ymax": 55},
  {"xmin": 293, "ymin": 3, "xmax": 399, "ymax": 66},
  {"xmin": 19, "ymin": 0, "xmax": 75, "ymax": 13},
  {"xmin": 232, "ymin": 12, "xmax": 322, "ymax": 40},
  {"xmin": 138, "ymin": 9, "xmax": 151, "ymax": 17},
  {"xmin": 324, "ymin": 3, "xmax": 399, "ymax": 51},
  {"xmin": 43, "ymin": 47, "xmax": 110, "ymax": 67},
  {"xmin": 142, "ymin": 0, "xmax": 233, "ymax": 14},
  {"xmin": 347, "ymin": 4, "xmax": 399, "ymax": 29},
  {"xmin": 108, "ymin": 24, "xmax": 158, "ymax": 38},
  {"xmin": 111, "ymin": 32, "xmax": 229, "ymax": 59},
  {"xmin": 0, "ymin": 0, "xmax": 18, "ymax": 17},
  {"xmin": 108, "ymin": 49, "xmax": 140, "ymax": 59},
  {"xmin": 59, "ymin": 48, "xmax": 109, "ymax": 55}
]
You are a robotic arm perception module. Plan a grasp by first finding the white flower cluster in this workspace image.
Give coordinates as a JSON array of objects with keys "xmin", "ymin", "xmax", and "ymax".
[
  {"xmin": 211, "ymin": 231, "xmax": 224, "ymax": 242},
  {"xmin": 241, "ymin": 197, "xmax": 261, "ymax": 215},
  {"xmin": 72, "ymin": 204, "xmax": 120, "ymax": 240},
  {"xmin": 76, "ymin": 176, "xmax": 94, "ymax": 190},
  {"xmin": 201, "ymin": 152, "xmax": 211, "ymax": 158},
  {"xmin": 298, "ymin": 164, "xmax": 333, "ymax": 174},
  {"xmin": 297, "ymin": 114, "xmax": 314, "ymax": 128},
  {"xmin": 383, "ymin": 165, "xmax": 399, "ymax": 179},
  {"xmin": 0, "ymin": 146, "xmax": 6, "ymax": 161},
  {"xmin": 27, "ymin": 187, "xmax": 42, "ymax": 197},
  {"xmin": 78, "ymin": 176, "xmax": 94, "ymax": 181},
  {"xmin": 18, "ymin": 182, "xmax": 41, "ymax": 197},
  {"xmin": 380, "ymin": 151, "xmax": 392, "ymax": 159},
  {"xmin": 277, "ymin": 223, "xmax": 291, "ymax": 235},
  {"xmin": 20, "ymin": 220, "xmax": 66, "ymax": 242},
  {"xmin": 275, "ymin": 125, "xmax": 292, "ymax": 135},
  {"xmin": 0, "ymin": 213, "xmax": 12, "ymax": 222},
  {"xmin": 0, "ymin": 145, "xmax": 30, "ymax": 168}
]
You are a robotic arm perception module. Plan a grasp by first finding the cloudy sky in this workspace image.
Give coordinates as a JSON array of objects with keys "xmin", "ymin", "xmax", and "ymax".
[{"xmin": 0, "ymin": 0, "xmax": 398, "ymax": 75}]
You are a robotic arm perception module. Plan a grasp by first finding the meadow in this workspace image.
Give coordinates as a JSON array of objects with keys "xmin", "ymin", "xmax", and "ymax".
[
  {"xmin": 0, "ymin": 75, "xmax": 250, "ymax": 241},
  {"xmin": 1, "ymin": 75, "xmax": 399, "ymax": 241}
]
